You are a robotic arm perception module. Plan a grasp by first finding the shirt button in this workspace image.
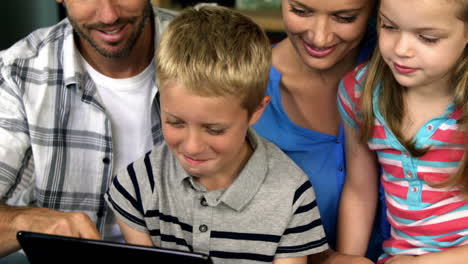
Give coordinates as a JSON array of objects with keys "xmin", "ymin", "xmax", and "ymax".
[
  {"xmin": 338, "ymin": 167, "xmax": 343, "ymax": 172},
  {"xmin": 411, "ymin": 186, "xmax": 418, "ymax": 192},
  {"xmin": 102, "ymin": 157, "xmax": 110, "ymax": 164},
  {"xmin": 200, "ymin": 197, "xmax": 208, "ymax": 207},
  {"xmin": 97, "ymin": 207, "xmax": 104, "ymax": 217},
  {"xmin": 335, "ymin": 139, "xmax": 340, "ymax": 144},
  {"xmin": 199, "ymin": 225, "xmax": 208, "ymax": 233},
  {"xmin": 427, "ymin": 125, "xmax": 433, "ymax": 131},
  {"xmin": 407, "ymin": 171, "xmax": 413, "ymax": 178}
]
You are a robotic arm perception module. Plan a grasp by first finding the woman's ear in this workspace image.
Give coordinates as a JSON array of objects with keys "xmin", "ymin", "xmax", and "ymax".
[{"xmin": 248, "ymin": 95, "xmax": 271, "ymax": 126}]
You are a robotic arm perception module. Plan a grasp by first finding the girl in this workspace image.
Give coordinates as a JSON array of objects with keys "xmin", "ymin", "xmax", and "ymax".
[{"xmin": 337, "ymin": 0, "xmax": 468, "ymax": 263}]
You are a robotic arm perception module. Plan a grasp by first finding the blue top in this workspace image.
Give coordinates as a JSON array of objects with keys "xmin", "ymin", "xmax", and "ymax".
[
  {"xmin": 253, "ymin": 66, "xmax": 346, "ymax": 248},
  {"xmin": 252, "ymin": 23, "xmax": 389, "ymax": 257}
]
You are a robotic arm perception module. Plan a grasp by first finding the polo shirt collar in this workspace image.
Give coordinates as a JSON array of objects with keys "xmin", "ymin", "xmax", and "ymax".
[
  {"xmin": 220, "ymin": 128, "xmax": 268, "ymax": 211},
  {"xmin": 179, "ymin": 128, "xmax": 268, "ymax": 212}
]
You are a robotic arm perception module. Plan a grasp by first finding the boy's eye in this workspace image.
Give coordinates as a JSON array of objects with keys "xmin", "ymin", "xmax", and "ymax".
[
  {"xmin": 334, "ymin": 15, "xmax": 357, "ymax": 23},
  {"xmin": 206, "ymin": 128, "xmax": 225, "ymax": 135}
]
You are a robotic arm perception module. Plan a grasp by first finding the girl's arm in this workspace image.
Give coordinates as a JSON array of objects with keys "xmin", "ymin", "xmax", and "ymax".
[
  {"xmin": 385, "ymin": 245, "xmax": 468, "ymax": 264},
  {"xmin": 337, "ymin": 122, "xmax": 380, "ymax": 256},
  {"xmin": 116, "ymin": 218, "xmax": 153, "ymax": 246}
]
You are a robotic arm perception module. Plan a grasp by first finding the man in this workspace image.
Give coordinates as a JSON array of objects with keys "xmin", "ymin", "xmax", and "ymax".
[{"xmin": 0, "ymin": 0, "xmax": 175, "ymax": 257}]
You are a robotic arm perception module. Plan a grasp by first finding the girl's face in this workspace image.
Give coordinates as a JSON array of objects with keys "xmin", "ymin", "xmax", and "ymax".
[
  {"xmin": 378, "ymin": 0, "xmax": 467, "ymax": 91},
  {"xmin": 282, "ymin": 0, "xmax": 374, "ymax": 71}
]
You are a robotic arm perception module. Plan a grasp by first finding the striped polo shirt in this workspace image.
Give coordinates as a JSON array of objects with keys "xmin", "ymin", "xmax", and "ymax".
[
  {"xmin": 338, "ymin": 64, "xmax": 468, "ymax": 262},
  {"xmin": 106, "ymin": 128, "xmax": 328, "ymax": 264}
]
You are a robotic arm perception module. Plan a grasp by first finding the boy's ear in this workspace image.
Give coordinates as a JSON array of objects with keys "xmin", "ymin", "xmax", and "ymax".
[{"xmin": 248, "ymin": 95, "xmax": 271, "ymax": 126}]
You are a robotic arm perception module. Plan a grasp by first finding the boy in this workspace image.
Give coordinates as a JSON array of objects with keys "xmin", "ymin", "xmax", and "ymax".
[{"xmin": 106, "ymin": 6, "xmax": 329, "ymax": 264}]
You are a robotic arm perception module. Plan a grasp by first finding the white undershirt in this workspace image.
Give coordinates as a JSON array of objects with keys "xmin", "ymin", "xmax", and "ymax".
[
  {"xmin": 82, "ymin": 58, "xmax": 155, "ymax": 172},
  {"xmin": 82, "ymin": 58, "xmax": 155, "ymax": 241}
]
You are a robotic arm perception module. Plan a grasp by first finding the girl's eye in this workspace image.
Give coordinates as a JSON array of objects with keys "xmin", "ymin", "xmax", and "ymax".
[
  {"xmin": 335, "ymin": 15, "xmax": 357, "ymax": 24},
  {"xmin": 419, "ymin": 35, "xmax": 439, "ymax": 44},
  {"xmin": 381, "ymin": 22, "xmax": 397, "ymax": 30}
]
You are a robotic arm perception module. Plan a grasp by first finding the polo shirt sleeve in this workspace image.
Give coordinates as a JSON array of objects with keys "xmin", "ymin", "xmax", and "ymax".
[
  {"xmin": 337, "ymin": 63, "xmax": 369, "ymax": 130},
  {"xmin": 0, "ymin": 58, "xmax": 32, "ymax": 200},
  {"xmin": 275, "ymin": 180, "xmax": 329, "ymax": 258},
  {"xmin": 105, "ymin": 159, "xmax": 150, "ymax": 233}
]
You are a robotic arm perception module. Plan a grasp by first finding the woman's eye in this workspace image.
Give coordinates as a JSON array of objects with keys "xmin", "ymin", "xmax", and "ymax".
[{"xmin": 290, "ymin": 7, "xmax": 309, "ymax": 16}]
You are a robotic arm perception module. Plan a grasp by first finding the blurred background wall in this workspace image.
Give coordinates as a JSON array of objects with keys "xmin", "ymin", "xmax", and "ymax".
[{"xmin": 0, "ymin": 1, "xmax": 64, "ymax": 50}]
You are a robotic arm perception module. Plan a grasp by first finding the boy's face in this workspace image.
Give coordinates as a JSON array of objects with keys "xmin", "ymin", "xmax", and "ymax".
[{"xmin": 160, "ymin": 82, "xmax": 267, "ymax": 188}]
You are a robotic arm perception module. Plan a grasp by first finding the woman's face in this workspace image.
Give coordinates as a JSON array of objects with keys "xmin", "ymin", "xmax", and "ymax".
[{"xmin": 282, "ymin": 0, "xmax": 374, "ymax": 71}]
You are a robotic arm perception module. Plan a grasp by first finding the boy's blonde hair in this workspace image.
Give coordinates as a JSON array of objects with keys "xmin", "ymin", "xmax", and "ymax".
[
  {"xmin": 360, "ymin": 0, "xmax": 468, "ymax": 194},
  {"xmin": 156, "ymin": 6, "xmax": 271, "ymax": 117}
]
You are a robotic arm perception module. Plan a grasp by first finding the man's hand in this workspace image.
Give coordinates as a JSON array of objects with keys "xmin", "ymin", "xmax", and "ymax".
[
  {"xmin": 0, "ymin": 203, "xmax": 101, "ymax": 257},
  {"xmin": 13, "ymin": 207, "xmax": 101, "ymax": 239}
]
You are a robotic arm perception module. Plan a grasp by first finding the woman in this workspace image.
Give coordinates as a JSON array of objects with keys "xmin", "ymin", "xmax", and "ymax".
[{"xmin": 252, "ymin": 0, "xmax": 385, "ymax": 258}]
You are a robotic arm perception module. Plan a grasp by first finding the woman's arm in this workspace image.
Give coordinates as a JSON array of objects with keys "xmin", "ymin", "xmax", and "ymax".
[
  {"xmin": 337, "ymin": 122, "xmax": 380, "ymax": 256},
  {"xmin": 116, "ymin": 218, "xmax": 153, "ymax": 246}
]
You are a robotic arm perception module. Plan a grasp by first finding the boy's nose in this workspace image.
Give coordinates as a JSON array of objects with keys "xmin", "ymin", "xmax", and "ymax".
[{"xmin": 183, "ymin": 130, "xmax": 205, "ymax": 156}]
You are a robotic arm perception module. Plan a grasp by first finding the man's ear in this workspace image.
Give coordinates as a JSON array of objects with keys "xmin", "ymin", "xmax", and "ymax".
[{"xmin": 248, "ymin": 95, "xmax": 270, "ymax": 126}]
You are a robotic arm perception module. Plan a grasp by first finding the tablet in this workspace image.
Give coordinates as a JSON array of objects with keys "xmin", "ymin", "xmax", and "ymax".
[{"xmin": 17, "ymin": 231, "xmax": 211, "ymax": 264}]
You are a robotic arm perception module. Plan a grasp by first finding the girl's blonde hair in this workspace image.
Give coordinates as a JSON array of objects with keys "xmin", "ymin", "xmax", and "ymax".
[{"xmin": 360, "ymin": 0, "xmax": 468, "ymax": 195}]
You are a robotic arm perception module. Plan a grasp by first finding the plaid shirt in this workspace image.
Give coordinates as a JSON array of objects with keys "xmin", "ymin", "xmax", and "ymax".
[{"xmin": 0, "ymin": 6, "xmax": 175, "ymax": 239}]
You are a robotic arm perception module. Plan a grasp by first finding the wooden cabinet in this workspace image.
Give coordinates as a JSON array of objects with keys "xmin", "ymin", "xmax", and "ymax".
[{"xmin": 151, "ymin": 0, "xmax": 284, "ymax": 32}]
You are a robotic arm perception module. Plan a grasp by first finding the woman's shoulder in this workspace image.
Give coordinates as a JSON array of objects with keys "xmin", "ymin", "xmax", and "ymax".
[{"xmin": 271, "ymin": 39, "xmax": 291, "ymax": 73}]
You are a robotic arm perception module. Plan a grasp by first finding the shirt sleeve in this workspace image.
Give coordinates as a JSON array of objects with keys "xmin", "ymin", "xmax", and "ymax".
[
  {"xmin": 275, "ymin": 180, "xmax": 329, "ymax": 258},
  {"xmin": 0, "ymin": 57, "xmax": 33, "ymax": 200},
  {"xmin": 105, "ymin": 159, "xmax": 150, "ymax": 233},
  {"xmin": 337, "ymin": 63, "xmax": 368, "ymax": 130}
]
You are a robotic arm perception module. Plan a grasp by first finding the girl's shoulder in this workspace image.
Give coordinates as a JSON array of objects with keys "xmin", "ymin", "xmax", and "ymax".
[{"xmin": 340, "ymin": 63, "xmax": 369, "ymax": 102}]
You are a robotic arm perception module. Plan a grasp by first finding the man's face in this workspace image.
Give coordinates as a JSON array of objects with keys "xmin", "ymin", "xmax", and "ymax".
[{"xmin": 58, "ymin": 0, "xmax": 152, "ymax": 58}]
